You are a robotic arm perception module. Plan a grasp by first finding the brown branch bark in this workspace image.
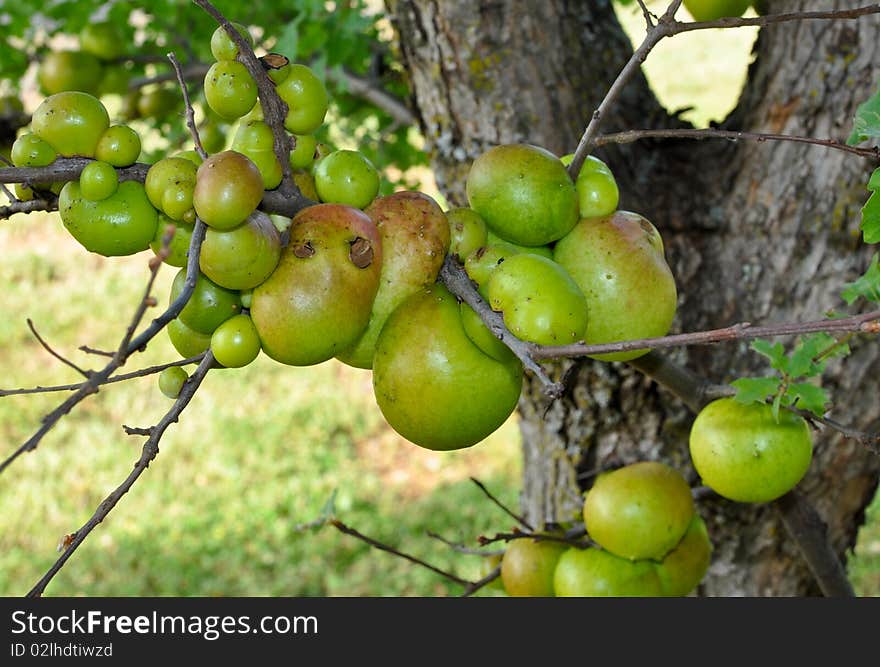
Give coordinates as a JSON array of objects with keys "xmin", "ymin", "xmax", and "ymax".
[
  {"xmin": 596, "ymin": 128, "xmax": 880, "ymax": 160},
  {"xmin": 531, "ymin": 310, "xmax": 880, "ymax": 360}
]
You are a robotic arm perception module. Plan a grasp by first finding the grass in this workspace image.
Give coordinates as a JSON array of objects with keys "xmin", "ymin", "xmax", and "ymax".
[{"xmin": 0, "ymin": 1, "xmax": 877, "ymax": 597}]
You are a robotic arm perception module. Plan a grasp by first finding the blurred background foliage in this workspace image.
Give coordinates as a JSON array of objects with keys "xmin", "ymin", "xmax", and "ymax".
[{"xmin": 0, "ymin": 0, "xmax": 877, "ymax": 596}]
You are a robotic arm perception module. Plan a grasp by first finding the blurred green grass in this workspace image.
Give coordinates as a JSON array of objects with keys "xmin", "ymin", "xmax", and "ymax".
[{"xmin": 1, "ymin": 2, "xmax": 877, "ymax": 597}]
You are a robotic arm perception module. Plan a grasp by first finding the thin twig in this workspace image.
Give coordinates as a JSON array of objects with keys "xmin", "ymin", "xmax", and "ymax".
[
  {"xmin": 128, "ymin": 63, "xmax": 211, "ymax": 91},
  {"xmin": 425, "ymin": 531, "xmax": 504, "ymax": 556},
  {"xmin": 677, "ymin": 3, "xmax": 880, "ymax": 33},
  {"xmin": 634, "ymin": 0, "xmax": 655, "ymax": 29},
  {"xmin": 329, "ymin": 519, "xmax": 472, "ymax": 587},
  {"xmin": 26, "ymin": 319, "xmax": 91, "ymax": 379},
  {"xmin": 477, "ymin": 527, "xmax": 592, "ymax": 549},
  {"xmin": 0, "ymin": 160, "xmax": 150, "ymax": 187},
  {"xmin": 78, "ymin": 346, "xmax": 115, "ymax": 358},
  {"xmin": 531, "ymin": 310, "xmax": 880, "ymax": 360},
  {"xmin": 0, "ymin": 355, "xmax": 205, "ymax": 397},
  {"xmin": 798, "ymin": 411, "xmax": 880, "ymax": 455},
  {"xmin": 460, "ymin": 565, "xmax": 501, "ymax": 598},
  {"xmin": 333, "ymin": 68, "xmax": 416, "ymax": 126},
  {"xmin": 26, "ymin": 351, "xmax": 215, "ymax": 597},
  {"xmin": 595, "ymin": 128, "xmax": 880, "ymax": 160},
  {"xmin": 470, "ymin": 477, "xmax": 534, "ymax": 531},
  {"xmin": 168, "ymin": 52, "xmax": 209, "ymax": 160}
]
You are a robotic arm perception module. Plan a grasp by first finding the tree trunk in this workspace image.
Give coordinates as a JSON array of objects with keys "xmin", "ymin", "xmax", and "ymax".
[{"xmin": 388, "ymin": 0, "xmax": 880, "ymax": 596}]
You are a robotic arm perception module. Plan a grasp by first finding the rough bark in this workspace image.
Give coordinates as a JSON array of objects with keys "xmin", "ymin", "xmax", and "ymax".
[{"xmin": 388, "ymin": 0, "xmax": 880, "ymax": 596}]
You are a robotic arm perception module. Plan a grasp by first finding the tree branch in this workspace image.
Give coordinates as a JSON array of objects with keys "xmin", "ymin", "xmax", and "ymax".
[
  {"xmin": 568, "ymin": 0, "xmax": 683, "ymax": 179},
  {"xmin": 328, "ymin": 518, "xmax": 472, "ymax": 587},
  {"xmin": 470, "ymin": 477, "xmax": 534, "ymax": 531},
  {"xmin": 26, "ymin": 318, "xmax": 91, "ymax": 380},
  {"xmin": 438, "ymin": 255, "xmax": 563, "ymax": 399},
  {"xmin": 0, "ymin": 159, "xmax": 311, "ymax": 219},
  {"xmin": 531, "ymin": 310, "xmax": 880, "ymax": 361},
  {"xmin": 567, "ymin": 1, "xmax": 880, "ymax": 178},
  {"xmin": 192, "ymin": 1, "xmax": 294, "ymax": 190},
  {"xmin": 0, "ymin": 198, "xmax": 57, "ymax": 218},
  {"xmin": 168, "ymin": 52, "xmax": 209, "ymax": 160},
  {"xmin": 0, "ymin": 355, "xmax": 205, "ymax": 397},
  {"xmin": 333, "ymin": 68, "xmax": 416, "ymax": 126},
  {"xmin": 773, "ymin": 491, "xmax": 855, "ymax": 598},
  {"xmin": 26, "ymin": 351, "xmax": 216, "ymax": 597},
  {"xmin": 595, "ymin": 128, "xmax": 880, "ymax": 160}
]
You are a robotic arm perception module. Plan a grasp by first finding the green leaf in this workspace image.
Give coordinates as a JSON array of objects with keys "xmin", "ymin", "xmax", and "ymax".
[
  {"xmin": 731, "ymin": 377, "xmax": 781, "ymax": 405},
  {"xmin": 274, "ymin": 19, "xmax": 302, "ymax": 60},
  {"xmin": 750, "ymin": 339, "xmax": 787, "ymax": 372},
  {"xmin": 860, "ymin": 191, "xmax": 880, "ymax": 244},
  {"xmin": 787, "ymin": 333, "xmax": 847, "ymax": 378},
  {"xmin": 868, "ymin": 167, "xmax": 880, "ymax": 192},
  {"xmin": 788, "ymin": 383, "xmax": 829, "ymax": 417},
  {"xmin": 848, "ymin": 88, "xmax": 880, "ymax": 145},
  {"xmin": 841, "ymin": 254, "xmax": 880, "ymax": 304}
]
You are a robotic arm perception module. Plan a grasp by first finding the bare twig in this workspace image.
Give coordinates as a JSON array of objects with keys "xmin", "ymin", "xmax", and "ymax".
[
  {"xmin": 0, "ymin": 355, "xmax": 205, "ymax": 398},
  {"xmin": 425, "ymin": 531, "xmax": 504, "ymax": 556},
  {"xmin": 333, "ymin": 68, "xmax": 416, "ymax": 126},
  {"xmin": 26, "ymin": 319, "xmax": 91, "ymax": 379},
  {"xmin": 26, "ymin": 351, "xmax": 215, "ymax": 597},
  {"xmin": 470, "ymin": 477, "xmax": 534, "ymax": 531},
  {"xmin": 634, "ymin": 0, "xmax": 655, "ymax": 29},
  {"xmin": 78, "ymin": 346, "xmax": 116, "ymax": 358},
  {"xmin": 438, "ymin": 255, "xmax": 564, "ymax": 399},
  {"xmin": 329, "ymin": 518, "xmax": 472, "ymax": 587},
  {"xmin": 128, "ymin": 63, "xmax": 211, "ymax": 92},
  {"xmin": 460, "ymin": 564, "xmax": 501, "ymax": 598},
  {"xmin": 477, "ymin": 526, "xmax": 591, "ymax": 549},
  {"xmin": 531, "ymin": 310, "xmax": 880, "ymax": 361},
  {"xmin": 676, "ymin": 3, "xmax": 880, "ymax": 32},
  {"xmin": 798, "ymin": 411, "xmax": 880, "ymax": 455},
  {"xmin": 168, "ymin": 52, "xmax": 209, "ymax": 160},
  {"xmin": 595, "ymin": 128, "xmax": 880, "ymax": 160},
  {"xmin": 568, "ymin": 0, "xmax": 684, "ymax": 179}
]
